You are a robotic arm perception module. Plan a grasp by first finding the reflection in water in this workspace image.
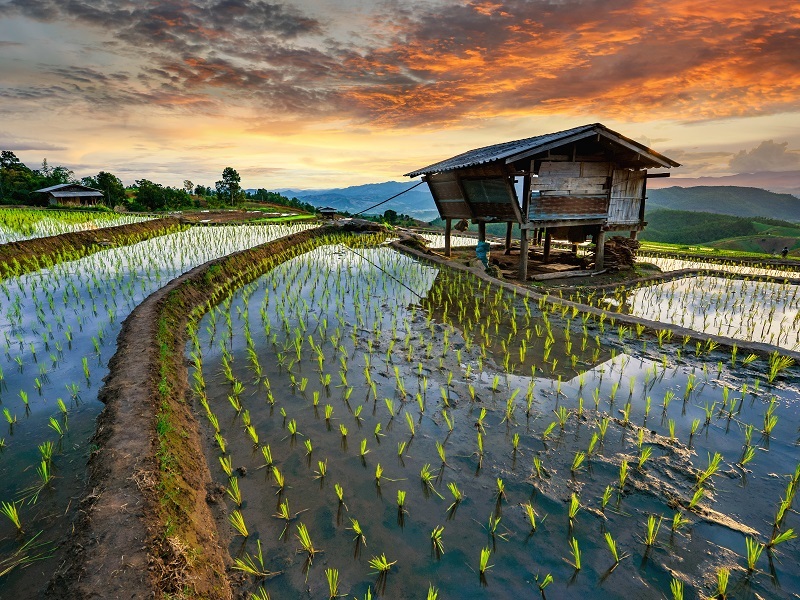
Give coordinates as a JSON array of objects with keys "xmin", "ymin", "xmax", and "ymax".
[{"xmin": 194, "ymin": 243, "xmax": 800, "ymax": 599}]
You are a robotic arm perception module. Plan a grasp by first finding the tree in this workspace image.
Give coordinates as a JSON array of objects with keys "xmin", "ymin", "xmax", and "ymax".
[
  {"xmin": 94, "ymin": 171, "xmax": 126, "ymax": 206},
  {"xmin": 0, "ymin": 151, "xmax": 34, "ymax": 203},
  {"xmin": 215, "ymin": 167, "xmax": 243, "ymax": 206},
  {"xmin": 183, "ymin": 180, "xmax": 194, "ymax": 195}
]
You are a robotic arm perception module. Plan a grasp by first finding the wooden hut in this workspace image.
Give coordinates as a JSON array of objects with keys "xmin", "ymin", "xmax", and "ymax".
[
  {"xmin": 34, "ymin": 183, "xmax": 104, "ymax": 207},
  {"xmin": 405, "ymin": 123, "xmax": 680, "ymax": 279},
  {"xmin": 318, "ymin": 206, "xmax": 337, "ymax": 219}
]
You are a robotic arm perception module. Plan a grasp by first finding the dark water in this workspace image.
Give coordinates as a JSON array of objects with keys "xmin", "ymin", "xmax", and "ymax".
[{"xmin": 194, "ymin": 243, "xmax": 800, "ymax": 600}]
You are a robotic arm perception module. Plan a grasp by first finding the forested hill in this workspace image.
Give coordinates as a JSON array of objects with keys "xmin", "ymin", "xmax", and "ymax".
[{"xmin": 647, "ymin": 186, "xmax": 800, "ymax": 222}]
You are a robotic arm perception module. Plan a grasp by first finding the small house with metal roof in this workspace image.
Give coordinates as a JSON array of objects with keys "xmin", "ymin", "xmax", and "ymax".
[
  {"xmin": 34, "ymin": 183, "xmax": 104, "ymax": 207},
  {"xmin": 405, "ymin": 123, "xmax": 679, "ymax": 279}
]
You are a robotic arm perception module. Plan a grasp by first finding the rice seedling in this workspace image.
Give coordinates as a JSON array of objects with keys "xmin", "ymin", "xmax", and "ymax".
[
  {"xmin": 537, "ymin": 573, "xmax": 553, "ymax": 594},
  {"xmin": 568, "ymin": 493, "xmax": 580, "ymax": 527},
  {"xmin": 601, "ymin": 485, "xmax": 613, "ymax": 511},
  {"xmin": 618, "ymin": 459, "xmax": 629, "ymax": 493},
  {"xmin": 296, "ymin": 523, "xmax": 319, "ymax": 562},
  {"xmin": 431, "ymin": 525, "xmax": 445, "ymax": 556},
  {"xmin": 670, "ymin": 578, "xmax": 684, "ymax": 600},
  {"xmin": 0, "ymin": 500, "xmax": 23, "ymax": 533},
  {"xmin": 519, "ymin": 501, "xmax": 539, "ymax": 532},
  {"xmin": 495, "ymin": 478, "xmax": 507, "ymax": 503},
  {"xmin": 420, "ymin": 464, "xmax": 444, "ymax": 499},
  {"xmin": 228, "ymin": 509, "xmax": 249, "ymax": 537},
  {"xmin": 478, "ymin": 546, "xmax": 493, "ymax": 578},
  {"xmin": 643, "ymin": 515, "xmax": 663, "ymax": 549},
  {"xmin": 272, "ymin": 467, "xmax": 285, "ymax": 494},
  {"xmin": 696, "ymin": 452, "xmax": 723, "ymax": 488},
  {"xmin": 715, "ymin": 566, "xmax": 731, "ymax": 598},
  {"xmin": 233, "ymin": 540, "xmax": 278, "ymax": 579},
  {"xmin": 745, "ymin": 536, "xmax": 764, "ymax": 572},
  {"xmin": 369, "ymin": 553, "xmax": 396, "ymax": 575},
  {"xmin": 227, "ymin": 476, "xmax": 243, "ymax": 507},
  {"xmin": 325, "ymin": 568, "xmax": 340, "ymax": 599},
  {"xmin": 767, "ymin": 528, "xmax": 796, "ymax": 548},
  {"xmin": 671, "ymin": 511, "xmax": 691, "ymax": 532},
  {"xmin": 349, "ymin": 518, "xmax": 367, "ymax": 547},
  {"xmin": 571, "ymin": 451, "xmax": 586, "ymax": 474},
  {"xmin": 567, "ymin": 537, "xmax": 581, "ymax": 571}
]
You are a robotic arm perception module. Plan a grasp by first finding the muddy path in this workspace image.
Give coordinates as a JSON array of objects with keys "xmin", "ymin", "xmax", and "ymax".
[{"xmin": 0, "ymin": 217, "xmax": 184, "ymax": 279}]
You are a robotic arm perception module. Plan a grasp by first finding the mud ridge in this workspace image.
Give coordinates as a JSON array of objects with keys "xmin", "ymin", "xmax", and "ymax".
[{"xmin": 0, "ymin": 217, "xmax": 184, "ymax": 278}]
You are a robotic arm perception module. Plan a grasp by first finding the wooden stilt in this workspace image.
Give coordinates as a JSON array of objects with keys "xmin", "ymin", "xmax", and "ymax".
[
  {"xmin": 518, "ymin": 172, "xmax": 531, "ymax": 281},
  {"xmin": 504, "ymin": 222, "xmax": 513, "ymax": 255},
  {"xmin": 444, "ymin": 219, "xmax": 452, "ymax": 257},
  {"xmin": 543, "ymin": 231, "xmax": 552, "ymax": 263},
  {"xmin": 629, "ymin": 230, "xmax": 638, "ymax": 240},
  {"xmin": 595, "ymin": 230, "xmax": 606, "ymax": 270},
  {"xmin": 478, "ymin": 221, "xmax": 486, "ymax": 242}
]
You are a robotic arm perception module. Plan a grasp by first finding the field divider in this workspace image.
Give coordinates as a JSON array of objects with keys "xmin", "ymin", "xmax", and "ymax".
[
  {"xmin": 392, "ymin": 236, "xmax": 800, "ymax": 362},
  {"xmin": 0, "ymin": 217, "xmax": 186, "ymax": 280},
  {"xmin": 50, "ymin": 225, "xmax": 342, "ymax": 600}
]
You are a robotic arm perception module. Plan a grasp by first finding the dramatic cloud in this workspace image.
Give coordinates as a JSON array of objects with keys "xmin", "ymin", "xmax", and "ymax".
[
  {"xmin": 2, "ymin": 0, "xmax": 798, "ymax": 127},
  {"xmin": 0, "ymin": 0, "xmax": 798, "ymax": 186},
  {"xmin": 729, "ymin": 140, "xmax": 800, "ymax": 173}
]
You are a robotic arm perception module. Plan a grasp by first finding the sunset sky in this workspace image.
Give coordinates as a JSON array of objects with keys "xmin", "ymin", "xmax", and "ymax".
[{"xmin": 0, "ymin": 0, "xmax": 798, "ymax": 189}]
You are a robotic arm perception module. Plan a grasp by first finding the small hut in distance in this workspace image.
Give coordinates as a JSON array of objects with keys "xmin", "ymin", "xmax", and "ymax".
[
  {"xmin": 34, "ymin": 183, "xmax": 104, "ymax": 207},
  {"xmin": 405, "ymin": 123, "xmax": 680, "ymax": 280}
]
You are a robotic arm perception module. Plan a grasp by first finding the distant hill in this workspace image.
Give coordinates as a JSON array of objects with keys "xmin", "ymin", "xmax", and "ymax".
[
  {"xmin": 641, "ymin": 208, "xmax": 800, "ymax": 254},
  {"xmin": 261, "ymin": 181, "xmax": 800, "ymax": 226},
  {"xmin": 273, "ymin": 180, "xmax": 438, "ymax": 221},
  {"xmin": 647, "ymin": 170, "xmax": 800, "ymax": 197},
  {"xmin": 647, "ymin": 186, "xmax": 800, "ymax": 222}
]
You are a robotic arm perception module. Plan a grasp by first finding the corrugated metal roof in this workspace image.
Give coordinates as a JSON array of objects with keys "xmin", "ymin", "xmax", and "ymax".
[
  {"xmin": 50, "ymin": 191, "xmax": 104, "ymax": 198},
  {"xmin": 405, "ymin": 123, "xmax": 679, "ymax": 177},
  {"xmin": 34, "ymin": 183, "xmax": 102, "ymax": 193}
]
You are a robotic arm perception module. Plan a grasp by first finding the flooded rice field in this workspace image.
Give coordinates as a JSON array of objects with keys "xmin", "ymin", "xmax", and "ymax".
[
  {"xmin": 192, "ymin": 241, "xmax": 800, "ymax": 599},
  {"xmin": 0, "ymin": 223, "xmax": 316, "ymax": 598},
  {"xmin": 0, "ymin": 209, "xmax": 153, "ymax": 244},
  {"xmin": 600, "ymin": 276, "xmax": 800, "ymax": 352},
  {"xmin": 640, "ymin": 255, "xmax": 800, "ymax": 280}
]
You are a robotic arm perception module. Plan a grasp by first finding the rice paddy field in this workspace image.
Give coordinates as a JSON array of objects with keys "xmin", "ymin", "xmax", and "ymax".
[
  {"xmin": 188, "ymin": 237, "xmax": 800, "ymax": 599},
  {"xmin": 0, "ymin": 208, "xmax": 153, "ymax": 244},
  {"xmin": 0, "ymin": 222, "xmax": 316, "ymax": 597},
  {"xmin": 0, "ymin": 222, "xmax": 799, "ymax": 599}
]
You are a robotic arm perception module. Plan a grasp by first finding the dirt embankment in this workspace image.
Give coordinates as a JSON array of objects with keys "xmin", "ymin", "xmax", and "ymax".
[
  {"xmin": 49, "ymin": 226, "xmax": 336, "ymax": 599},
  {"xmin": 0, "ymin": 217, "xmax": 184, "ymax": 278}
]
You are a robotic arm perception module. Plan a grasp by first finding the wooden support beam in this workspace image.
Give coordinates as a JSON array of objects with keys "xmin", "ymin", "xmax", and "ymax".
[
  {"xmin": 444, "ymin": 218, "xmax": 452, "ymax": 257},
  {"xmin": 595, "ymin": 230, "xmax": 606, "ymax": 270},
  {"xmin": 543, "ymin": 231, "xmax": 552, "ymax": 263},
  {"xmin": 478, "ymin": 221, "xmax": 486, "ymax": 242},
  {"xmin": 519, "ymin": 173, "xmax": 531, "ymax": 281},
  {"xmin": 504, "ymin": 222, "xmax": 513, "ymax": 255}
]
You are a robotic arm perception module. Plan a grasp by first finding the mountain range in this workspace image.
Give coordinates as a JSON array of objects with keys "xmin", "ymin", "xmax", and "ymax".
[{"xmin": 272, "ymin": 180, "xmax": 800, "ymax": 223}]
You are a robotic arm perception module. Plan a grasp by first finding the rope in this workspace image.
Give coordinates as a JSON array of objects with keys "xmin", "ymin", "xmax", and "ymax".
[
  {"xmin": 340, "ymin": 244, "xmax": 424, "ymax": 300},
  {"xmin": 351, "ymin": 180, "xmax": 426, "ymax": 217}
]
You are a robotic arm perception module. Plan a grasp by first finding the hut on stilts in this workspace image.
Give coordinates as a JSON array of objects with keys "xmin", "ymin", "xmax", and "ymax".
[{"xmin": 405, "ymin": 123, "xmax": 680, "ymax": 280}]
